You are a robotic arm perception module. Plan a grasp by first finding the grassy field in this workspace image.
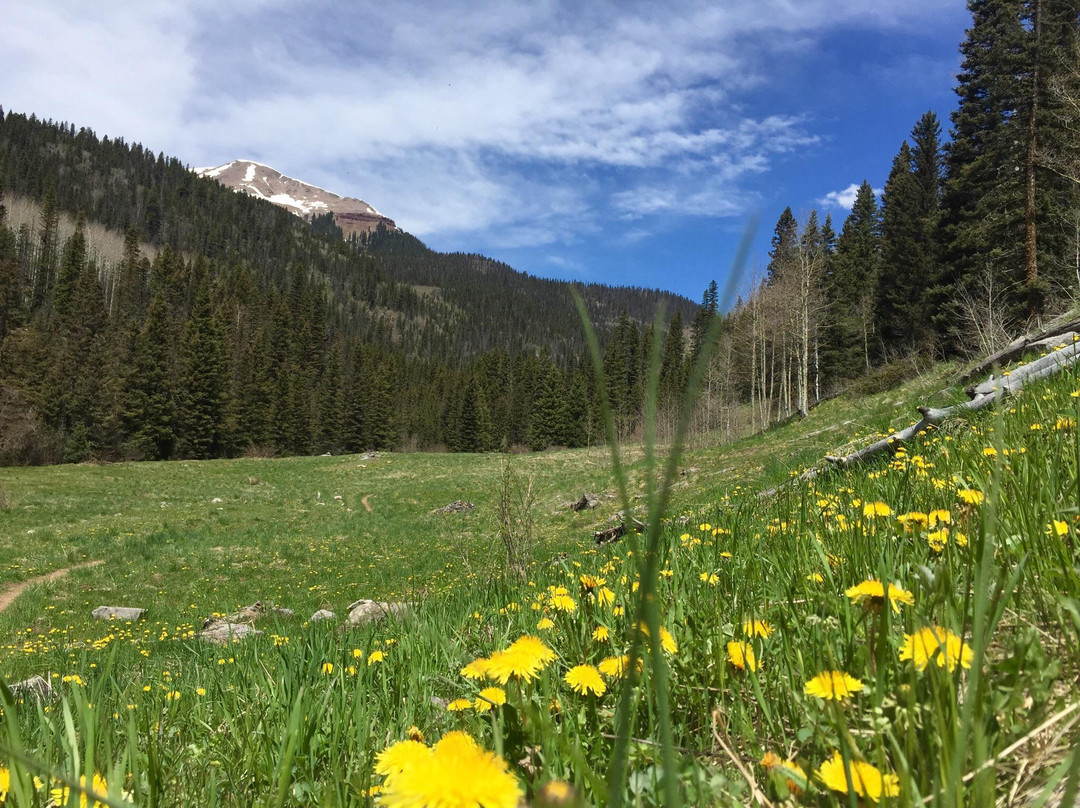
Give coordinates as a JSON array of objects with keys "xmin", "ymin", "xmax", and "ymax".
[{"xmin": 1, "ymin": 355, "xmax": 1078, "ymax": 806}]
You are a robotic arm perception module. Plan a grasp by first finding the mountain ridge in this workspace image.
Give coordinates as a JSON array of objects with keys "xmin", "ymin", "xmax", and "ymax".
[{"xmin": 193, "ymin": 159, "xmax": 397, "ymax": 238}]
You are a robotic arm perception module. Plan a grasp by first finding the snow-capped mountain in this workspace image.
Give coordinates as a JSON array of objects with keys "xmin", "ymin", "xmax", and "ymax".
[{"xmin": 193, "ymin": 160, "xmax": 396, "ymax": 238}]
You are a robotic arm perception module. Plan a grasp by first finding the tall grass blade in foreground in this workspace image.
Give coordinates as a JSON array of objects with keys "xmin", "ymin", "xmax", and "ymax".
[{"xmin": 572, "ymin": 217, "xmax": 757, "ymax": 807}]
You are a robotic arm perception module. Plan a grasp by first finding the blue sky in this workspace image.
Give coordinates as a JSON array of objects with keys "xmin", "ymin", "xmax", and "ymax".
[{"xmin": 0, "ymin": 0, "xmax": 971, "ymax": 302}]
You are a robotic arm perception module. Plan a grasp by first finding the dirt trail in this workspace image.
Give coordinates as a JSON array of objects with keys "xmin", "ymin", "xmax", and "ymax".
[
  {"xmin": 361, "ymin": 495, "xmax": 373, "ymax": 513},
  {"xmin": 0, "ymin": 560, "xmax": 104, "ymax": 613}
]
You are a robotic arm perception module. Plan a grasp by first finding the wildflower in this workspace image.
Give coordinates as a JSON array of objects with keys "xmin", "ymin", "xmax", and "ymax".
[
  {"xmin": 982, "ymin": 446, "xmax": 998, "ymax": 457},
  {"xmin": 863, "ymin": 502, "xmax": 893, "ymax": 517},
  {"xmin": 815, "ymin": 751, "xmax": 899, "ymax": 802},
  {"xmin": 375, "ymin": 739, "xmax": 432, "ymax": 779},
  {"xmin": 353, "ymin": 648, "xmax": 364, "ymax": 659},
  {"xmin": 446, "ymin": 698, "xmax": 473, "ymax": 712},
  {"xmin": 897, "ymin": 512, "xmax": 928, "ymax": 531},
  {"xmin": 474, "ymin": 687, "xmax": 507, "ymax": 712},
  {"xmin": 536, "ymin": 617, "xmax": 555, "ymax": 631},
  {"xmin": 535, "ymin": 780, "xmax": 579, "ymax": 806},
  {"xmin": 1056, "ymin": 417, "xmax": 1076, "ymax": 431},
  {"xmin": 595, "ymin": 587, "xmax": 615, "ymax": 607},
  {"xmin": 548, "ymin": 593, "xmax": 577, "ymax": 613},
  {"xmin": 592, "ymin": 625, "xmax": 609, "ymax": 642},
  {"xmin": 196, "ymin": 687, "xmax": 206, "ymax": 696},
  {"xmin": 804, "ymin": 671, "xmax": 865, "ymax": 701},
  {"xmin": 807, "ymin": 572, "xmax": 825, "ymax": 584},
  {"xmin": 727, "ymin": 641, "xmax": 758, "ymax": 672},
  {"xmin": 926, "ymin": 529, "xmax": 949, "ymax": 552},
  {"xmin": 928, "ymin": 509, "xmax": 951, "ymax": 527},
  {"xmin": 743, "ymin": 619, "xmax": 774, "ymax": 639},
  {"xmin": 406, "ymin": 726, "xmax": 425, "ymax": 742},
  {"xmin": 957, "ymin": 489, "xmax": 985, "ymax": 505},
  {"xmin": 165, "ymin": 690, "xmax": 181, "ymax": 701},
  {"xmin": 564, "ymin": 664, "xmax": 606, "ymax": 696},
  {"xmin": 49, "ymin": 773, "xmax": 119, "ymax": 807},
  {"xmin": 321, "ymin": 662, "xmax": 335, "ymax": 675},
  {"xmin": 579, "ymin": 574, "xmax": 605, "ymax": 590},
  {"xmin": 598, "ymin": 655, "xmax": 630, "ymax": 677},
  {"xmin": 460, "ymin": 658, "xmax": 489, "ymax": 680},
  {"xmin": 375, "ymin": 731, "xmax": 521, "ymax": 808},
  {"xmin": 700, "ymin": 572, "xmax": 719, "ymax": 585},
  {"xmin": 482, "ymin": 635, "xmax": 557, "ymax": 684},
  {"xmin": 1049, "ymin": 520, "xmax": 1070, "ymax": 537},
  {"xmin": 760, "ymin": 752, "xmax": 807, "ymax": 795},
  {"xmin": 900, "ymin": 626, "xmax": 973, "ymax": 671},
  {"xmin": 845, "ymin": 579, "xmax": 915, "ymax": 612},
  {"xmin": 367, "ymin": 650, "xmax": 385, "ymax": 666}
]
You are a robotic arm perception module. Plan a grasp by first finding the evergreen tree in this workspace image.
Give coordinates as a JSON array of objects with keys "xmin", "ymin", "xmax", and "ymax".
[
  {"xmin": 175, "ymin": 260, "xmax": 227, "ymax": 458},
  {"xmin": 877, "ymin": 142, "xmax": 927, "ymax": 349},
  {"xmin": 125, "ymin": 290, "xmax": 175, "ymax": 459},
  {"xmin": 30, "ymin": 187, "xmax": 59, "ymax": 314},
  {"xmin": 0, "ymin": 220, "xmax": 19, "ymax": 342},
  {"xmin": 767, "ymin": 207, "xmax": 800, "ymax": 285},
  {"xmin": 659, "ymin": 310, "xmax": 687, "ymax": 408},
  {"xmin": 826, "ymin": 182, "xmax": 881, "ymax": 377},
  {"xmin": 530, "ymin": 364, "xmax": 569, "ymax": 450},
  {"xmin": 690, "ymin": 280, "xmax": 718, "ymax": 363}
]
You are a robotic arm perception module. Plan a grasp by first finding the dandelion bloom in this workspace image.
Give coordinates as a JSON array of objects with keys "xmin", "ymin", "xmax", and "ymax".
[
  {"xmin": 928, "ymin": 509, "xmax": 951, "ymax": 526},
  {"xmin": 815, "ymin": 751, "xmax": 899, "ymax": 802},
  {"xmin": 863, "ymin": 502, "xmax": 893, "ymax": 517},
  {"xmin": 899, "ymin": 626, "xmax": 973, "ymax": 671},
  {"xmin": 49, "ymin": 773, "xmax": 117, "ymax": 807},
  {"xmin": 595, "ymin": 587, "xmax": 616, "ymax": 607},
  {"xmin": 660, "ymin": 627, "xmax": 678, "ymax": 655},
  {"xmin": 446, "ymin": 698, "xmax": 473, "ymax": 712},
  {"xmin": 743, "ymin": 619, "xmax": 774, "ymax": 639},
  {"xmin": 592, "ymin": 625, "xmax": 610, "ymax": 642},
  {"xmin": 845, "ymin": 579, "xmax": 915, "ymax": 612},
  {"xmin": 564, "ymin": 664, "xmax": 606, "ymax": 696},
  {"xmin": 579, "ymin": 574, "xmax": 605, "ymax": 590},
  {"xmin": 367, "ymin": 650, "xmax": 385, "ymax": 666},
  {"xmin": 760, "ymin": 752, "xmax": 807, "ymax": 795},
  {"xmin": 896, "ymin": 512, "xmax": 928, "ymax": 530},
  {"xmin": 804, "ymin": 671, "xmax": 865, "ymax": 701},
  {"xmin": 321, "ymin": 662, "xmax": 335, "ymax": 675},
  {"xmin": 474, "ymin": 687, "xmax": 507, "ymax": 712},
  {"xmin": 548, "ymin": 593, "xmax": 577, "ymax": 613},
  {"xmin": 700, "ymin": 572, "xmax": 719, "ymax": 585},
  {"xmin": 727, "ymin": 641, "xmax": 758, "ymax": 672},
  {"xmin": 406, "ymin": 726, "xmax": 425, "ymax": 742},
  {"xmin": 536, "ymin": 617, "xmax": 555, "ymax": 631},
  {"xmin": 1049, "ymin": 520, "xmax": 1070, "ymax": 537},
  {"xmin": 598, "ymin": 655, "xmax": 631, "ymax": 677},
  {"xmin": 535, "ymin": 780, "xmax": 579, "ymax": 805},
  {"xmin": 460, "ymin": 658, "xmax": 489, "ymax": 680},
  {"xmin": 376, "ymin": 731, "xmax": 521, "ymax": 808},
  {"xmin": 957, "ymin": 489, "xmax": 985, "ymax": 505},
  {"xmin": 483, "ymin": 636, "xmax": 557, "ymax": 684}
]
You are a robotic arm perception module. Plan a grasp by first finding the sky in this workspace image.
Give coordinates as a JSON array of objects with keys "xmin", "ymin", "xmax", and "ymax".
[{"xmin": 0, "ymin": 0, "xmax": 972, "ymax": 302}]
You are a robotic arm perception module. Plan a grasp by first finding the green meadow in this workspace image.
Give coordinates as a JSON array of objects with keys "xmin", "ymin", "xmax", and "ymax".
[{"xmin": 1, "ymin": 355, "xmax": 1078, "ymax": 806}]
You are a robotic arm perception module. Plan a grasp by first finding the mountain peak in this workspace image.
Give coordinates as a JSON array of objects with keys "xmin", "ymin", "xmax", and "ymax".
[{"xmin": 193, "ymin": 160, "xmax": 396, "ymax": 238}]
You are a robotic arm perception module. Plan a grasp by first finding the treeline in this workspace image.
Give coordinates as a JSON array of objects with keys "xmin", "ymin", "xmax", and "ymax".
[{"xmin": 683, "ymin": 0, "xmax": 1080, "ymax": 435}]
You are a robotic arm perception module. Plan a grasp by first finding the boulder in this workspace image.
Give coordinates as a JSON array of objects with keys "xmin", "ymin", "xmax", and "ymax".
[
  {"xmin": 430, "ymin": 500, "xmax": 475, "ymax": 515},
  {"xmin": 92, "ymin": 606, "xmax": 146, "ymax": 621},
  {"xmin": 310, "ymin": 609, "xmax": 337, "ymax": 622},
  {"xmin": 570, "ymin": 493, "xmax": 600, "ymax": 511},
  {"xmin": 199, "ymin": 621, "xmax": 261, "ymax": 645},
  {"xmin": 225, "ymin": 601, "xmax": 264, "ymax": 623},
  {"xmin": 346, "ymin": 599, "xmax": 411, "ymax": 627}
]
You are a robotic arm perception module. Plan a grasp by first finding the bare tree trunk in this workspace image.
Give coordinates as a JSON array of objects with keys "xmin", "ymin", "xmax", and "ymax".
[{"xmin": 1024, "ymin": 0, "xmax": 1041, "ymax": 318}]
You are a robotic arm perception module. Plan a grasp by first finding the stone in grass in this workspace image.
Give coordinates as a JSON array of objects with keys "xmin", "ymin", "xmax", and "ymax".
[
  {"xmin": 310, "ymin": 609, "xmax": 337, "ymax": 622},
  {"xmin": 346, "ymin": 599, "xmax": 411, "ymax": 627},
  {"xmin": 430, "ymin": 500, "xmax": 475, "ymax": 515},
  {"xmin": 9, "ymin": 675, "xmax": 54, "ymax": 701},
  {"xmin": 92, "ymin": 606, "xmax": 147, "ymax": 621},
  {"xmin": 199, "ymin": 621, "xmax": 262, "ymax": 645}
]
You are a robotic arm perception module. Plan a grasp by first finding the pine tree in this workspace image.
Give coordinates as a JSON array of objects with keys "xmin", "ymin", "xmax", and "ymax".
[
  {"xmin": 659, "ymin": 310, "xmax": 687, "ymax": 408},
  {"xmin": 30, "ymin": 187, "xmax": 59, "ymax": 314},
  {"xmin": 174, "ymin": 260, "xmax": 227, "ymax": 458},
  {"xmin": 530, "ymin": 364, "xmax": 569, "ymax": 450},
  {"xmin": 0, "ymin": 220, "xmax": 19, "ymax": 342},
  {"xmin": 689, "ymin": 280, "xmax": 718, "ymax": 362},
  {"xmin": 125, "ymin": 290, "xmax": 175, "ymax": 459},
  {"xmin": 767, "ymin": 207, "xmax": 800, "ymax": 285},
  {"xmin": 826, "ymin": 182, "xmax": 881, "ymax": 377},
  {"xmin": 877, "ymin": 142, "xmax": 927, "ymax": 349}
]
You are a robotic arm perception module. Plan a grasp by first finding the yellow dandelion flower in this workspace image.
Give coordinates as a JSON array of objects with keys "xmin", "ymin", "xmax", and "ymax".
[
  {"xmin": 957, "ymin": 488, "xmax": 985, "ymax": 505},
  {"xmin": 535, "ymin": 780, "xmax": 579, "ymax": 806},
  {"xmin": 896, "ymin": 512, "xmax": 928, "ymax": 530},
  {"xmin": 321, "ymin": 662, "xmax": 335, "ymax": 675},
  {"xmin": 594, "ymin": 586, "xmax": 615, "ymax": 607},
  {"xmin": 483, "ymin": 635, "xmax": 557, "ymax": 684},
  {"xmin": 815, "ymin": 751, "xmax": 899, "ymax": 802},
  {"xmin": 367, "ymin": 650, "xmax": 385, "ymax": 666},
  {"xmin": 743, "ymin": 619, "xmax": 774, "ymax": 639},
  {"xmin": 536, "ymin": 617, "xmax": 555, "ymax": 631},
  {"xmin": 548, "ymin": 593, "xmax": 577, "ymax": 613},
  {"xmin": 845, "ymin": 579, "xmax": 915, "ymax": 612},
  {"xmin": 49, "ymin": 773, "xmax": 118, "ymax": 807},
  {"xmin": 760, "ymin": 752, "xmax": 808, "ymax": 795},
  {"xmin": 928, "ymin": 509, "xmax": 951, "ymax": 526},
  {"xmin": 982, "ymin": 446, "xmax": 997, "ymax": 457},
  {"xmin": 926, "ymin": 528, "xmax": 949, "ymax": 552},
  {"xmin": 446, "ymin": 698, "xmax": 473, "ymax": 712},
  {"xmin": 807, "ymin": 572, "xmax": 825, "ymax": 584},
  {"xmin": 699, "ymin": 522, "xmax": 712, "ymax": 532},
  {"xmin": 1049, "ymin": 520, "xmax": 1070, "ymax": 537},
  {"xmin": 899, "ymin": 626, "xmax": 973, "ymax": 671},
  {"xmin": 564, "ymin": 664, "xmax": 606, "ymax": 696},
  {"xmin": 863, "ymin": 502, "xmax": 894, "ymax": 517},
  {"xmin": 376, "ymin": 732, "xmax": 521, "ymax": 808},
  {"xmin": 598, "ymin": 655, "xmax": 630, "ymax": 677},
  {"xmin": 804, "ymin": 671, "xmax": 865, "ymax": 701},
  {"xmin": 1056, "ymin": 416, "xmax": 1076, "ymax": 431},
  {"xmin": 460, "ymin": 658, "xmax": 489, "ymax": 680},
  {"xmin": 700, "ymin": 571, "xmax": 719, "ymax": 585},
  {"xmin": 474, "ymin": 687, "xmax": 507, "ymax": 712},
  {"xmin": 726, "ymin": 641, "xmax": 758, "ymax": 672},
  {"xmin": 592, "ymin": 625, "xmax": 609, "ymax": 642},
  {"xmin": 660, "ymin": 627, "xmax": 678, "ymax": 654}
]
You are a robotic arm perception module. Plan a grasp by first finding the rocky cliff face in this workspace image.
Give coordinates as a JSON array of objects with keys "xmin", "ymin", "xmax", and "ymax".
[{"xmin": 193, "ymin": 160, "xmax": 396, "ymax": 238}]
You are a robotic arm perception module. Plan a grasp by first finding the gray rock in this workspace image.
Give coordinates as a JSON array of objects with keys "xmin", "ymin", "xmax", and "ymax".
[
  {"xmin": 272, "ymin": 606, "xmax": 295, "ymax": 619},
  {"xmin": 430, "ymin": 500, "xmax": 475, "ymax": 515},
  {"xmin": 310, "ymin": 609, "xmax": 337, "ymax": 622},
  {"xmin": 10, "ymin": 675, "xmax": 53, "ymax": 700},
  {"xmin": 92, "ymin": 606, "xmax": 147, "ymax": 621},
  {"xmin": 570, "ymin": 493, "xmax": 599, "ymax": 511},
  {"xmin": 199, "ymin": 621, "xmax": 262, "ymax": 645},
  {"xmin": 346, "ymin": 599, "xmax": 411, "ymax": 627}
]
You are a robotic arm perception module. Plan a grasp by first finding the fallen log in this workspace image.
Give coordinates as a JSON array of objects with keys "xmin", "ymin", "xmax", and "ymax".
[
  {"xmin": 760, "ymin": 340, "xmax": 1080, "ymax": 498},
  {"xmin": 959, "ymin": 316, "xmax": 1080, "ymax": 385}
]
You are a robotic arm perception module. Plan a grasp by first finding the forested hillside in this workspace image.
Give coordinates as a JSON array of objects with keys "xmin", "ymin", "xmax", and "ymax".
[{"xmin": 0, "ymin": 109, "xmax": 693, "ymax": 464}]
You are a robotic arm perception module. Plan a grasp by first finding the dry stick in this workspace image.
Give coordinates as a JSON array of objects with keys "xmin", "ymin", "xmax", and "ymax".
[
  {"xmin": 759, "ymin": 342, "xmax": 1080, "ymax": 499},
  {"xmin": 918, "ymin": 702, "xmax": 1080, "ymax": 806},
  {"xmin": 711, "ymin": 708, "xmax": 776, "ymax": 808},
  {"xmin": 959, "ymin": 316, "xmax": 1080, "ymax": 385}
]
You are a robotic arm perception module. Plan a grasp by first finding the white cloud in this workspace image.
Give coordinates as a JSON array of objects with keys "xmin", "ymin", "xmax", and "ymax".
[
  {"xmin": 818, "ymin": 183, "xmax": 883, "ymax": 210},
  {"xmin": 0, "ymin": 0, "xmax": 959, "ymax": 248}
]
